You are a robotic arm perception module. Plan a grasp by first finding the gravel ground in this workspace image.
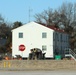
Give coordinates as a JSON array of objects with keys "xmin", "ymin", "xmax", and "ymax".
[{"xmin": 0, "ymin": 71, "xmax": 76, "ymax": 75}]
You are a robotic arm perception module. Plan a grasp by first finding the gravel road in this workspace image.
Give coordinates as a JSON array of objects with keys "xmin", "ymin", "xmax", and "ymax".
[{"xmin": 0, "ymin": 71, "xmax": 76, "ymax": 75}]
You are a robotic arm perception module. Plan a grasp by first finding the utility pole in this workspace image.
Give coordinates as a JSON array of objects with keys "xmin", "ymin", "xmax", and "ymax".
[{"xmin": 29, "ymin": 7, "xmax": 32, "ymax": 22}]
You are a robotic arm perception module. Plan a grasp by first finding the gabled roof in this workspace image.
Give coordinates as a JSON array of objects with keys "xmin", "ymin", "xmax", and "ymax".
[
  {"xmin": 12, "ymin": 21, "xmax": 53, "ymax": 31},
  {"xmin": 47, "ymin": 25, "xmax": 65, "ymax": 33},
  {"xmin": 37, "ymin": 22, "xmax": 65, "ymax": 33},
  {"xmin": 12, "ymin": 21, "xmax": 65, "ymax": 33}
]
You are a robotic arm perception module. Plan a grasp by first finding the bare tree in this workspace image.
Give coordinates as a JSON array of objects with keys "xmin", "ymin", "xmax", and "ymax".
[
  {"xmin": 58, "ymin": 2, "xmax": 73, "ymax": 27},
  {"xmin": 0, "ymin": 14, "xmax": 4, "ymax": 25},
  {"xmin": 73, "ymin": 3, "xmax": 76, "ymax": 21},
  {"xmin": 35, "ymin": 8, "xmax": 53, "ymax": 26}
]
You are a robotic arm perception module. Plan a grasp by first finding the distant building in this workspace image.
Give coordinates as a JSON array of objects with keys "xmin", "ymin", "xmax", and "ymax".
[
  {"xmin": 12, "ymin": 22, "xmax": 70, "ymax": 58},
  {"xmin": 0, "ymin": 39, "xmax": 6, "ymax": 47}
]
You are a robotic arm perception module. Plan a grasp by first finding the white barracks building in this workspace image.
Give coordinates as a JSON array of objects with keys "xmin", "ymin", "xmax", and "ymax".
[{"xmin": 12, "ymin": 22, "xmax": 70, "ymax": 58}]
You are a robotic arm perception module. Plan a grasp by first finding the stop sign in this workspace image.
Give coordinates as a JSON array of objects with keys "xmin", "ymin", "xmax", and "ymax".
[{"xmin": 19, "ymin": 44, "xmax": 25, "ymax": 51}]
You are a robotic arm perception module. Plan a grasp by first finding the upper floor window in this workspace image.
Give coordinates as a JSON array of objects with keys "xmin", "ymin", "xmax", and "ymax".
[
  {"xmin": 42, "ymin": 32, "xmax": 47, "ymax": 38},
  {"xmin": 53, "ymin": 32, "xmax": 55, "ymax": 41},
  {"xmin": 19, "ymin": 33, "xmax": 23, "ymax": 38},
  {"xmin": 56, "ymin": 33, "xmax": 59, "ymax": 41},
  {"xmin": 60, "ymin": 34, "xmax": 62, "ymax": 42},
  {"xmin": 55, "ymin": 32, "xmax": 59, "ymax": 41}
]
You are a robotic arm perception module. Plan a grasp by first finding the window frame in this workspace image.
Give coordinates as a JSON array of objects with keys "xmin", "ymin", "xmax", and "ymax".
[
  {"xmin": 19, "ymin": 32, "xmax": 23, "ymax": 38},
  {"xmin": 42, "ymin": 32, "xmax": 47, "ymax": 38},
  {"xmin": 42, "ymin": 45, "xmax": 47, "ymax": 51}
]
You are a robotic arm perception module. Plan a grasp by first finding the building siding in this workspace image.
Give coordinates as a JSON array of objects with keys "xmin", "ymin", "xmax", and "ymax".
[{"xmin": 12, "ymin": 22, "xmax": 69, "ymax": 58}]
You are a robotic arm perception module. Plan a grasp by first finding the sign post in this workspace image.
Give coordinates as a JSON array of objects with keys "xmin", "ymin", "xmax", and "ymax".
[{"xmin": 19, "ymin": 44, "xmax": 26, "ymax": 57}]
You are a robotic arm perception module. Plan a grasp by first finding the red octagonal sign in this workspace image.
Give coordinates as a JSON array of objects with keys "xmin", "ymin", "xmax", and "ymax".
[{"xmin": 19, "ymin": 44, "xmax": 25, "ymax": 51}]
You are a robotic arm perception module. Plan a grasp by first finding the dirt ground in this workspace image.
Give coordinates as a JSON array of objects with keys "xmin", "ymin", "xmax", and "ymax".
[{"xmin": 0, "ymin": 70, "xmax": 76, "ymax": 75}]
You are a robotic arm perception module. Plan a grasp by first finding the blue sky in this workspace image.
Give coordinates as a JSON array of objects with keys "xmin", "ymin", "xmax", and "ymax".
[{"xmin": 0, "ymin": 0, "xmax": 76, "ymax": 24}]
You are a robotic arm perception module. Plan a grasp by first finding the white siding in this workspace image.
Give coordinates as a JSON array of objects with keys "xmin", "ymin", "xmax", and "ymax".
[
  {"xmin": 12, "ymin": 22, "xmax": 54, "ymax": 58},
  {"xmin": 12, "ymin": 22, "xmax": 70, "ymax": 58}
]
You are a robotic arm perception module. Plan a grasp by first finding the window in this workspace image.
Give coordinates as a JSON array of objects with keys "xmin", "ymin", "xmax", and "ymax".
[
  {"xmin": 42, "ymin": 45, "xmax": 47, "ymax": 51},
  {"xmin": 19, "ymin": 33, "xmax": 23, "ymax": 38},
  {"xmin": 56, "ymin": 33, "xmax": 59, "ymax": 41},
  {"xmin": 60, "ymin": 34, "xmax": 62, "ymax": 42},
  {"xmin": 53, "ymin": 32, "xmax": 55, "ymax": 41},
  {"xmin": 66, "ymin": 35, "xmax": 69, "ymax": 42},
  {"xmin": 42, "ymin": 32, "xmax": 47, "ymax": 38}
]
